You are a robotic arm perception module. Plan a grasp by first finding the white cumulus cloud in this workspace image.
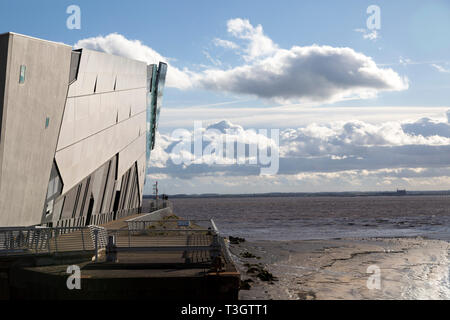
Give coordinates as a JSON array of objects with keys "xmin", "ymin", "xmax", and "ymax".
[
  {"xmin": 151, "ymin": 111, "xmax": 450, "ymax": 174},
  {"xmin": 226, "ymin": 18, "xmax": 278, "ymax": 61},
  {"xmin": 75, "ymin": 19, "xmax": 408, "ymax": 104},
  {"xmin": 196, "ymin": 44, "xmax": 409, "ymax": 104},
  {"xmin": 213, "ymin": 38, "xmax": 239, "ymax": 50}
]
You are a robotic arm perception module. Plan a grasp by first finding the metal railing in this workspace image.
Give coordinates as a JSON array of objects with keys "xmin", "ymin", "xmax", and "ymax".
[
  {"xmin": 89, "ymin": 212, "xmax": 115, "ymax": 226},
  {"xmin": 55, "ymin": 216, "xmax": 86, "ymax": 228},
  {"xmin": 0, "ymin": 225, "xmax": 107, "ymax": 257},
  {"xmin": 0, "ymin": 218, "xmax": 228, "ymax": 267},
  {"xmin": 106, "ymin": 219, "xmax": 221, "ymax": 264},
  {"xmin": 141, "ymin": 199, "xmax": 171, "ymax": 213},
  {"xmin": 126, "ymin": 217, "xmax": 216, "ymax": 232}
]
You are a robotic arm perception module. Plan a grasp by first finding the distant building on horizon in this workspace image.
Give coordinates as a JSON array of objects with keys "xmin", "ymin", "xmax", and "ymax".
[{"xmin": 0, "ymin": 32, "xmax": 167, "ymax": 227}]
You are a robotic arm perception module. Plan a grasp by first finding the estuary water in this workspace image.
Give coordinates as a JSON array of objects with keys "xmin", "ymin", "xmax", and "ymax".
[{"xmin": 170, "ymin": 195, "xmax": 450, "ymax": 241}]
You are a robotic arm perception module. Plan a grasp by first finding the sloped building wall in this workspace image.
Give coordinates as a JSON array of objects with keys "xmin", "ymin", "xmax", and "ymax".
[
  {"xmin": 45, "ymin": 49, "xmax": 149, "ymax": 226},
  {"xmin": 0, "ymin": 34, "xmax": 158, "ymax": 227},
  {"xmin": 0, "ymin": 33, "xmax": 72, "ymax": 227}
]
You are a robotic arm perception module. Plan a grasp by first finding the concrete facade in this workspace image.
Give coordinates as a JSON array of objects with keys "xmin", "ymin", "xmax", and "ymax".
[
  {"xmin": 0, "ymin": 33, "xmax": 72, "ymax": 226},
  {"xmin": 0, "ymin": 33, "xmax": 166, "ymax": 227}
]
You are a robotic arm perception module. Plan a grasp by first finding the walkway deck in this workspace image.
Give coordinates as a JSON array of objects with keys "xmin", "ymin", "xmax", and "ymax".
[
  {"xmin": 100, "ymin": 213, "xmax": 141, "ymax": 230},
  {"xmin": 1, "ymin": 209, "xmax": 241, "ymax": 300}
]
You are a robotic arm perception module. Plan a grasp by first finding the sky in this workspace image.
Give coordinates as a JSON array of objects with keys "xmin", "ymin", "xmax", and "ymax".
[{"xmin": 1, "ymin": 0, "xmax": 449, "ymax": 194}]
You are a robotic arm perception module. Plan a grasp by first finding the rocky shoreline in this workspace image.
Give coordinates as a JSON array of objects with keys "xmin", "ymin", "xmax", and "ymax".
[{"xmin": 228, "ymin": 237, "xmax": 450, "ymax": 300}]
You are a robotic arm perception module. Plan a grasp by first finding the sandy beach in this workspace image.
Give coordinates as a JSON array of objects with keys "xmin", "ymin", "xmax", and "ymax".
[{"xmin": 229, "ymin": 237, "xmax": 450, "ymax": 300}]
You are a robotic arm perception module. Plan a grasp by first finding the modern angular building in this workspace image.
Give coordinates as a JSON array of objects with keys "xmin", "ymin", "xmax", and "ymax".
[{"xmin": 0, "ymin": 33, "xmax": 167, "ymax": 227}]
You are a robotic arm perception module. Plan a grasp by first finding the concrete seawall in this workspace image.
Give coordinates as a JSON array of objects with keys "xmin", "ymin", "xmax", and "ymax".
[{"xmin": 9, "ymin": 263, "xmax": 239, "ymax": 300}]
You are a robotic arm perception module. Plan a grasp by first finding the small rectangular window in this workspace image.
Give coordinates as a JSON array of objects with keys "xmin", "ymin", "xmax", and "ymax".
[{"xmin": 19, "ymin": 65, "xmax": 26, "ymax": 84}]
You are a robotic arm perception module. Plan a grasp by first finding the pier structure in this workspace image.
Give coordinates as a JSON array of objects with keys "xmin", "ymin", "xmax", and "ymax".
[{"xmin": 0, "ymin": 207, "xmax": 240, "ymax": 299}]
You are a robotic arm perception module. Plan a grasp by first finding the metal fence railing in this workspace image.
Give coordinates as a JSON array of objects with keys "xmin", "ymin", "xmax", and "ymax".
[
  {"xmin": 126, "ymin": 217, "xmax": 216, "ymax": 232},
  {"xmin": 0, "ymin": 226, "xmax": 107, "ymax": 257},
  {"xmin": 106, "ymin": 219, "xmax": 221, "ymax": 264},
  {"xmin": 89, "ymin": 212, "xmax": 115, "ymax": 226},
  {"xmin": 0, "ymin": 218, "xmax": 229, "ymax": 268}
]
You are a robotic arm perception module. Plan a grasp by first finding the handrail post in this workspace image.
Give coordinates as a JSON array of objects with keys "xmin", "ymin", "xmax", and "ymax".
[
  {"xmin": 210, "ymin": 219, "xmax": 219, "ymax": 234},
  {"xmin": 8, "ymin": 231, "xmax": 13, "ymax": 251},
  {"xmin": 35, "ymin": 229, "xmax": 39, "ymax": 253},
  {"xmin": 3, "ymin": 232, "xmax": 8, "ymax": 256},
  {"xmin": 94, "ymin": 228, "xmax": 99, "ymax": 262},
  {"xmin": 81, "ymin": 228, "xmax": 86, "ymax": 251},
  {"xmin": 25, "ymin": 230, "xmax": 30, "ymax": 249},
  {"xmin": 47, "ymin": 229, "xmax": 51, "ymax": 254},
  {"xmin": 54, "ymin": 229, "xmax": 58, "ymax": 253}
]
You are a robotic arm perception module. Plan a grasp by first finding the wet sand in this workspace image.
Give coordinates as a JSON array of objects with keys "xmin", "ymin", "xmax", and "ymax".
[{"xmin": 229, "ymin": 237, "xmax": 450, "ymax": 300}]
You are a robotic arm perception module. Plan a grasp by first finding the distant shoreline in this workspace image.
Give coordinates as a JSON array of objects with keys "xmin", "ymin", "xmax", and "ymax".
[{"xmin": 144, "ymin": 190, "xmax": 450, "ymax": 199}]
